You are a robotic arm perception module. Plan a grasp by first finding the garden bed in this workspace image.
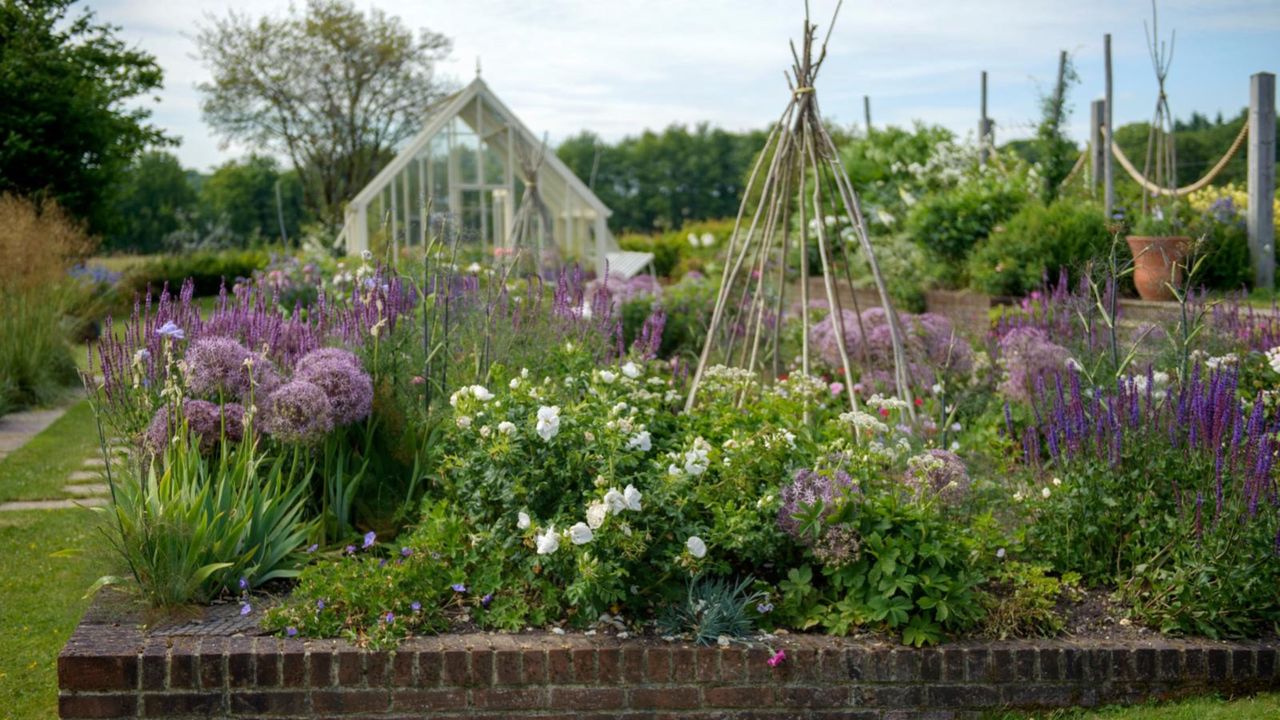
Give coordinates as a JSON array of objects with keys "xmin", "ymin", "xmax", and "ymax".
[{"xmin": 58, "ymin": 591, "xmax": 1279, "ymax": 719}]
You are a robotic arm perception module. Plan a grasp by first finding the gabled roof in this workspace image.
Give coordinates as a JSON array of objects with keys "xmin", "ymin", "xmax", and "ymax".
[{"xmin": 348, "ymin": 77, "xmax": 611, "ymax": 219}]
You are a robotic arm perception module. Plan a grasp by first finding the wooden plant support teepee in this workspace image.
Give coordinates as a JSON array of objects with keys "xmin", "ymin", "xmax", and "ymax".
[
  {"xmin": 1141, "ymin": 0, "xmax": 1177, "ymax": 215},
  {"xmin": 684, "ymin": 1, "xmax": 913, "ymax": 419},
  {"xmin": 506, "ymin": 136, "xmax": 560, "ymax": 276}
]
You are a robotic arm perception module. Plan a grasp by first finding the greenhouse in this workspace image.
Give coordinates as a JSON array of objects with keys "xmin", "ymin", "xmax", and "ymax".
[{"xmin": 338, "ymin": 76, "xmax": 622, "ymax": 275}]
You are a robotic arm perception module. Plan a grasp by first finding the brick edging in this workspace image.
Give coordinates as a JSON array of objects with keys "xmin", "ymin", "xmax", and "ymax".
[{"xmin": 58, "ymin": 595, "xmax": 1280, "ymax": 719}]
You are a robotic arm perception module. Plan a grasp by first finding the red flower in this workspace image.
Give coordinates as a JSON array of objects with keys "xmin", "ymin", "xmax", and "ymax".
[
  {"xmin": 913, "ymin": 397, "xmax": 924, "ymax": 406},
  {"xmin": 878, "ymin": 408, "xmax": 890, "ymax": 418}
]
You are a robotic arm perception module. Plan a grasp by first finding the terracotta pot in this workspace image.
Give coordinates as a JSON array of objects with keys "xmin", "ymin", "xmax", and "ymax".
[{"xmin": 1126, "ymin": 235, "xmax": 1191, "ymax": 302}]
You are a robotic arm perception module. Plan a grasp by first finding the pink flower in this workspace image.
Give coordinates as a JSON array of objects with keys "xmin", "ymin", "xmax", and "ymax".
[
  {"xmin": 829, "ymin": 382, "xmax": 844, "ymax": 397},
  {"xmin": 411, "ymin": 375, "xmax": 425, "ymax": 385},
  {"xmin": 767, "ymin": 649, "xmax": 786, "ymax": 668}
]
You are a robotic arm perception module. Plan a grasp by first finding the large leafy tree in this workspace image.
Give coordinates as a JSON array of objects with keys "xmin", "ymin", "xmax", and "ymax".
[
  {"xmin": 109, "ymin": 151, "xmax": 197, "ymax": 253},
  {"xmin": 200, "ymin": 155, "xmax": 307, "ymax": 247},
  {"xmin": 196, "ymin": 0, "xmax": 452, "ymax": 228},
  {"xmin": 0, "ymin": 0, "xmax": 168, "ymax": 233}
]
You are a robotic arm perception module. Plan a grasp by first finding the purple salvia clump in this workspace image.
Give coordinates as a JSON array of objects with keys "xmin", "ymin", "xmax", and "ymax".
[
  {"xmin": 631, "ymin": 307, "xmax": 667, "ymax": 360},
  {"xmin": 261, "ymin": 381, "xmax": 335, "ymax": 444}
]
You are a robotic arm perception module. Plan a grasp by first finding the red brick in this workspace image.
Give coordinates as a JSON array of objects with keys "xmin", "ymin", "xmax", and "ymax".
[
  {"xmin": 472, "ymin": 648, "xmax": 495, "ymax": 685},
  {"xmin": 392, "ymin": 688, "xmax": 467, "ymax": 712},
  {"xmin": 198, "ymin": 638, "xmax": 226, "ymax": 689},
  {"xmin": 142, "ymin": 692, "xmax": 222, "ymax": 716},
  {"xmin": 59, "ymin": 654, "xmax": 138, "ymax": 692},
  {"xmin": 312, "ymin": 688, "xmax": 390, "ymax": 714},
  {"xmin": 695, "ymin": 647, "xmax": 719, "ymax": 682},
  {"xmin": 229, "ymin": 690, "xmax": 308, "ymax": 715},
  {"xmin": 59, "ymin": 694, "xmax": 137, "ymax": 719},
  {"xmin": 704, "ymin": 685, "xmax": 774, "ymax": 708},
  {"xmin": 309, "ymin": 648, "xmax": 334, "ymax": 687},
  {"xmin": 644, "ymin": 647, "xmax": 671, "ymax": 683},
  {"xmin": 472, "ymin": 687, "xmax": 547, "ymax": 710},
  {"xmin": 720, "ymin": 647, "xmax": 747, "ymax": 682},
  {"xmin": 549, "ymin": 687, "xmax": 625, "ymax": 710},
  {"xmin": 629, "ymin": 686, "xmax": 699, "ymax": 709},
  {"xmin": 140, "ymin": 640, "xmax": 166, "ymax": 691},
  {"xmin": 495, "ymin": 649, "xmax": 522, "ymax": 685},
  {"xmin": 780, "ymin": 685, "xmax": 850, "ymax": 707},
  {"xmin": 597, "ymin": 647, "xmax": 621, "ymax": 684},
  {"xmin": 366, "ymin": 652, "xmax": 390, "ymax": 687},
  {"xmin": 572, "ymin": 647, "xmax": 596, "ymax": 683},
  {"xmin": 391, "ymin": 650, "xmax": 415, "ymax": 686},
  {"xmin": 168, "ymin": 638, "xmax": 198, "ymax": 689},
  {"xmin": 419, "ymin": 650, "xmax": 442, "ymax": 685},
  {"xmin": 547, "ymin": 648, "xmax": 573, "ymax": 683},
  {"xmin": 280, "ymin": 644, "xmax": 306, "ymax": 688},
  {"xmin": 442, "ymin": 649, "xmax": 470, "ymax": 685},
  {"xmin": 619, "ymin": 647, "xmax": 645, "ymax": 683},
  {"xmin": 337, "ymin": 648, "xmax": 364, "ymax": 685},
  {"xmin": 522, "ymin": 649, "xmax": 546, "ymax": 684},
  {"xmin": 227, "ymin": 636, "xmax": 255, "ymax": 688},
  {"xmin": 671, "ymin": 647, "xmax": 696, "ymax": 680}
]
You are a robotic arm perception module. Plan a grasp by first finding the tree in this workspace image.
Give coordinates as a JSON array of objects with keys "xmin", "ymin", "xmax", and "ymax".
[
  {"xmin": 0, "ymin": 0, "xmax": 168, "ymax": 233},
  {"xmin": 109, "ymin": 151, "xmax": 197, "ymax": 253},
  {"xmin": 196, "ymin": 0, "xmax": 452, "ymax": 228},
  {"xmin": 199, "ymin": 155, "xmax": 307, "ymax": 247}
]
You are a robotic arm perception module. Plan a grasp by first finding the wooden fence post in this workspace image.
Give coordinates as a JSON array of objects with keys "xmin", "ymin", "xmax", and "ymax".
[
  {"xmin": 1104, "ymin": 33, "xmax": 1115, "ymax": 219},
  {"xmin": 1249, "ymin": 71, "xmax": 1276, "ymax": 290},
  {"xmin": 1090, "ymin": 99, "xmax": 1106, "ymax": 194},
  {"xmin": 979, "ymin": 71, "xmax": 991, "ymax": 166},
  {"xmin": 863, "ymin": 95, "xmax": 872, "ymax": 133}
]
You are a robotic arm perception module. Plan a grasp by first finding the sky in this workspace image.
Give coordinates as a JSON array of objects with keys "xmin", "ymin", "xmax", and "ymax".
[{"xmin": 88, "ymin": 0, "xmax": 1280, "ymax": 173}]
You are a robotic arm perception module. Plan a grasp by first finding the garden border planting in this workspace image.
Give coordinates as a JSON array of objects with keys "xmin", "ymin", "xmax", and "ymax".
[{"xmin": 59, "ymin": 594, "xmax": 1279, "ymax": 719}]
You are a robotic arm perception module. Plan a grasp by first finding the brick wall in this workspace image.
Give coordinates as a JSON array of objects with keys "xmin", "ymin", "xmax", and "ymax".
[{"xmin": 59, "ymin": 596, "xmax": 1279, "ymax": 719}]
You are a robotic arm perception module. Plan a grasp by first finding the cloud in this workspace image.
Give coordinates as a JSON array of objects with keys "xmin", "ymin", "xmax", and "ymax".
[{"xmin": 90, "ymin": 0, "xmax": 1278, "ymax": 170}]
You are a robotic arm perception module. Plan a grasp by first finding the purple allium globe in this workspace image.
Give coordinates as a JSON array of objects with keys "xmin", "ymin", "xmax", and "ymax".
[
  {"xmin": 810, "ymin": 308, "xmax": 974, "ymax": 392},
  {"xmin": 144, "ymin": 399, "xmax": 245, "ymax": 454},
  {"xmin": 997, "ymin": 326, "xmax": 1072, "ymax": 404},
  {"xmin": 903, "ymin": 449, "xmax": 971, "ymax": 506},
  {"xmin": 184, "ymin": 337, "xmax": 283, "ymax": 401},
  {"xmin": 261, "ymin": 381, "xmax": 334, "ymax": 444},
  {"xmin": 294, "ymin": 351, "xmax": 373, "ymax": 426},
  {"xmin": 777, "ymin": 466, "xmax": 858, "ymax": 539}
]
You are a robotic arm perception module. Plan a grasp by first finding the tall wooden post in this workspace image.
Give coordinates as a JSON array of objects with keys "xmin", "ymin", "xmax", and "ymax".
[
  {"xmin": 979, "ymin": 71, "xmax": 991, "ymax": 165},
  {"xmin": 1104, "ymin": 34, "xmax": 1115, "ymax": 218},
  {"xmin": 1090, "ymin": 99, "xmax": 1106, "ymax": 193},
  {"xmin": 863, "ymin": 95, "xmax": 872, "ymax": 132},
  {"xmin": 1249, "ymin": 72, "xmax": 1276, "ymax": 290}
]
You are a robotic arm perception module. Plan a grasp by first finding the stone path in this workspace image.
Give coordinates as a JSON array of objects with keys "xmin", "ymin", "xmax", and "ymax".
[
  {"xmin": 0, "ymin": 438, "xmax": 125, "ymax": 513},
  {"xmin": 0, "ymin": 402, "xmax": 75, "ymax": 461}
]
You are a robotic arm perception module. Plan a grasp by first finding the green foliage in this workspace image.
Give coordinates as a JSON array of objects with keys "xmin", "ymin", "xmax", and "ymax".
[
  {"xmin": 657, "ymin": 575, "xmax": 764, "ymax": 645},
  {"xmin": 1033, "ymin": 53, "xmax": 1079, "ymax": 204},
  {"xmin": 0, "ymin": 282, "xmax": 79, "ymax": 413},
  {"xmin": 906, "ymin": 179, "xmax": 1028, "ymax": 280},
  {"xmin": 558, "ymin": 125, "xmax": 768, "ymax": 234},
  {"xmin": 107, "ymin": 151, "xmax": 198, "ymax": 254},
  {"xmin": 95, "ymin": 425, "xmax": 313, "ymax": 606},
  {"xmin": 0, "ymin": 0, "xmax": 169, "ymax": 233},
  {"xmin": 199, "ymin": 155, "xmax": 307, "ymax": 247},
  {"xmin": 196, "ymin": 0, "xmax": 451, "ymax": 226},
  {"xmin": 967, "ymin": 200, "xmax": 1110, "ymax": 296},
  {"xmin": 617, "ymin": 218, "xmax": 734, "ymax": 279},
  {"xmin": 980, "ymin": 561, "xmax": 1081, "ymax": 639},
  {"xmin": 621, "ymin": 273, "xmax": 718, "ymax": 362},
  {"xmin": 122, "ymin": 249, "xmax": 271, "ymax": 297}
]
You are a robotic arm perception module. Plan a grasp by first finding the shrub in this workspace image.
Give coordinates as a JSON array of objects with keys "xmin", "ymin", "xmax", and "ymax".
[
  {"xmin": 967, "ymin": 200, "xmax": 1110, "ymax": 297},
  {"xmin": 980, "ymin": 561, "xmax": 1081, "ymax": 639},
  {"xmin": 906, "ymin": 181, "xmax": 1027, "ymax": 275},
  {"xmin": 617, "ymin": 218, "xmax": 734, "ymax": 279},
  {"xmin": 122, "ymin": 249, "xmax": 270, "ymax": 297}
]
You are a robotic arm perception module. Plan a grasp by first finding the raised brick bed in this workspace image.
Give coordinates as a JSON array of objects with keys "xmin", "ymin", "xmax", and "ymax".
[{"xmin": 59, "ymin": 593, "xmax": 1279, "ymax": 718}]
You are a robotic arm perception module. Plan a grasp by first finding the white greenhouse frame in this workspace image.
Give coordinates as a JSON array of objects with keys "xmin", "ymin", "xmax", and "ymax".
[{"xmin": 337, "ymin": 77, "xmax": 620, "ymax": 276}]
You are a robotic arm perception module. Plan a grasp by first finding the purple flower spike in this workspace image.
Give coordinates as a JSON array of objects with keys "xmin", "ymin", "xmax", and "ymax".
[{"xmin": 362, "ymin": 531, "xmax": 376, "ymax": 549}]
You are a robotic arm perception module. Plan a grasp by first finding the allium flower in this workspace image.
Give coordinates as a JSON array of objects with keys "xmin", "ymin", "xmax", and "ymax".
[
  {"xmin": 185, "ymin": 337, "xmax": 252, "ymax": 398},
  {"xmin": 261, "ymin": 381, "xmax": 334, "ymax": 444},
  {"xmin": 295, "ymin": 347, "xmax": 361, "ymax": 375},
  {"xmin": 997, "ymin": 327, "xmax": 1071, "ymax": 404},
  {"xmin": 362, "ymin": 531, "xmax": 376, "ymax": 549},
  {"xmin": 535, "ymin": 405, "xmax": 561, "ymax": 441},
  {"xmin": 295, "ymin": 353, "xmax": 373, "ymax": 426},
  {"xmin": 144, "ymin": 399, "xmax": 244, "ymax": 454},
  {"xmin": 811, "ymin": 524, "xmax": 862, "ymax": 567},
  {"xmin": 902, "ymin": 450, "xmax": 971, "ymax": 506},
  {"xmin": 685, "ymin": 536, "xmax": 707, "ymax": 558},
  {"xmin": 518, "ymin": 511, "xmax": 531, "ymax": 530},
  {"xmin": 535, "ymin": 526, "xmax": 560, "ymax": 555},
  {"xmin": 778, "ymin": 466, "xmax": 858, "ymax": 538}
]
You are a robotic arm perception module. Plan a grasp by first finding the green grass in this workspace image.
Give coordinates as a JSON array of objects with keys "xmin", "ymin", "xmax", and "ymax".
[
  {"xmin": 990, "ymin": 693, "xmax": 1280, "ymax": 719},
  {"xmin": 0, "ymin": 399, "xmax": 115, "ymax": 720}
]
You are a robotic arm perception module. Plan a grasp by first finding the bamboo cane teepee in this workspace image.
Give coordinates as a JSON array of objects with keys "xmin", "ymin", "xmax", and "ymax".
[
  {"xmin": 1141, "ymin": 0, "xmax": 1177, "ymax": 216},
  {"xmin": 506, "ymin": 136, "xmax": 561, "ymax": 276},
  {"xmin": 684, "ymin": 1, "xmax": 913, "ymax": 419}
]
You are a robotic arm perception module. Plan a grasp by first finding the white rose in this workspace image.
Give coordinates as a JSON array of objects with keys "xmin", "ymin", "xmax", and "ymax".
[
  {"xmin": 509, "ymin": 378, "xmax": 521, "ymax": 390},
  {"xmin": 535, "ymin": 405, "xmax": 561, "ymax": 442},
  {"xmin": 586, "ymin": 501, "xmax": 608, "ymax": 529},
  {"xmin": 536, "ymin": 526, "xmax": 560, "ymax": 555},
  {"xmin": 517, "ymin": 511, "xmax": 531, "ymax": 530},
  {"xmin": 686, "ymin": 536, "xmax": 707, "ymax": 559},
  {"xmin": 497, "ymin": 421, "xmax": 516, "ymax": 435},
  {"xmin": 621, "ymin": 362, "xmax": 641, "ymax": 379},
  {"xmin": 604, "ymin": 489, "xmax": 627, "ymax": 514},
  {"xmin": 628, "ymin": 431, "xmax": 652, "ymax": 452},
  {"xmin": 569, "ymin": 522, "xmax": 594, "ymax": 545},
  {"xmin": 471, "ymin": 385, "xmax": 495, "ymax": 401},
  {"xmin": 599, "ymin": 370, "xmax": 618, "ymax": 384},
  {"xmin": 623, "ymin": 484, "xmax": 642, "ymax": 512},
  {"xmin": 456, "ymin": 415, "xmax": 473, "ymax": 429}
]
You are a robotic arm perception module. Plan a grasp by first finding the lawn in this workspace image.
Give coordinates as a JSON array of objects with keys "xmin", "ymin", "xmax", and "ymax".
[
  {"xmin": 0, "ymin": 399, "xmax": 115, "ymax": 720},
  {"xmin": 993, "ymin": 693, "xmax": 1280, "ymax": 719}
]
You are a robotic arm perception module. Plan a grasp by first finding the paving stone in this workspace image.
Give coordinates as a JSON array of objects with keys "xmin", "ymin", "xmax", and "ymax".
[
  {"xmin": 65, "ymin": 483, "xmax": 110, "ymax": 497},
  {"xmin": 67, "ymin": 470, "xmax": 103, "ymax": 483},
  {"xmin": 0, "ymin": 497, "xmax": 109, "ymax": 512}
]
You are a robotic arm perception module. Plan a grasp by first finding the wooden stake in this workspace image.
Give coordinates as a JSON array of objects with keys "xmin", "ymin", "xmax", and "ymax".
[{"xmin": 1249, "ymin": 72, "xmax": 1276, "ymax": 290}]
